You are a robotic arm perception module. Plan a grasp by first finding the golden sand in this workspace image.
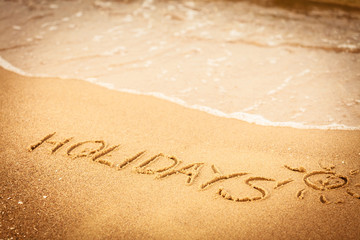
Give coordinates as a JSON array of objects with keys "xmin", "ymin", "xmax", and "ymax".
[{"xmin": 1, "ymin": 67, "xmax": 360, "ymax": 239}]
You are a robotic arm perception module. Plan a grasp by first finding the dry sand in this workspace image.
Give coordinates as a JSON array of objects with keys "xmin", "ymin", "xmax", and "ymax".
[{"xmin": 1, "ymin": 67, "xmax": 360, "ymax": 239}]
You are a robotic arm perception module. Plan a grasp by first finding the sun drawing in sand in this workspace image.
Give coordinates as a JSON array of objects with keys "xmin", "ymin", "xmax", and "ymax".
[{"xmin": 284, "ymin": 162, "xmax": 360, "ymax": 204}]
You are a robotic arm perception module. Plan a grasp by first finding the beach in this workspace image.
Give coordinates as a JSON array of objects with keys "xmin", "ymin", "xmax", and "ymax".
[
  {"xmin": 1, "ymin": 0, "xmax": 360, "ymax": 239},
  {"xmin": 1, "ymin": 67, "xmax": 360, "ymax": 239},
  {"xmin": 0, "ymin": 0, "xmax": 359, "ymax": 129}
]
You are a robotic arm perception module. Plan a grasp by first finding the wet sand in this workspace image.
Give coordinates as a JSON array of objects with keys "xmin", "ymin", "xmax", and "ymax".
[{"xmin": 1, "ymin": 67, "xmax": 360, "ymax": 239}]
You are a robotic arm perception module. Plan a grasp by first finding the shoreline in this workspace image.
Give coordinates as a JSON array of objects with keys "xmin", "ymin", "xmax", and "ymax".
[
  {"xmin": 1, "ymin": 67, "xmax": 359, "ymax": 239},
  {"xmin": 1, "ymin": 0, "xmax": 359, "ymax": 129},
  {"xmin": 0, "ymin": 56, "xmax": 358, "ymax": 131}
]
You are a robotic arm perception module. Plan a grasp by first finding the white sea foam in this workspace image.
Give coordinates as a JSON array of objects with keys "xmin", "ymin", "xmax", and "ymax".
[
  {"xmin": 0, "ymin": 56, "xmax": 29, "ymax": 76},
  {"xmin": 0, "ymin": 56, "xmax": 359, "ymax": 131}
]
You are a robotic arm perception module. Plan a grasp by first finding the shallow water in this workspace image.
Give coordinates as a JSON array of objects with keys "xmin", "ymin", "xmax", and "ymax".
[{"xmin": 0, "ymin": 0, "xmax": 359, "ymax": 129}]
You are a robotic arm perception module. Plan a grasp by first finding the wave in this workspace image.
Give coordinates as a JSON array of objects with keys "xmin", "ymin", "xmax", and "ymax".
[{"xmin": 1, "ymin": 56, "xmax": 358, "ymax": 131}]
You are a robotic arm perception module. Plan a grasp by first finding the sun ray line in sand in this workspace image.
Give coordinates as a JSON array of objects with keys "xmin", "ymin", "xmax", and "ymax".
[
  {"xmin": 296, "ymin": 188, "xmax": 307, "ymax": 199},
  {"xmin": 320, "ymin": 194, "xmax": 331, "ymax": 204},
  {"xmin": 319, "ymin": 160, "xmax": 335, "ymax": 171},
  {"xmin": 284, "ymin": 165, "xmax": 306, "ymax": 173},
  {"xmin": 27, "ymin": 132, "xmax": 360, "ymax": 204},
  {"xmin": 346, "ymin": 189, "xmax": 360, "ymax": 199}
]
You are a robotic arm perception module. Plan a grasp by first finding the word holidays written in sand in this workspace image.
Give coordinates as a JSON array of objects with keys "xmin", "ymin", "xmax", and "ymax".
[{"xmin": 28, "ymin": 132, "xmax": 360, "ymax": 204}]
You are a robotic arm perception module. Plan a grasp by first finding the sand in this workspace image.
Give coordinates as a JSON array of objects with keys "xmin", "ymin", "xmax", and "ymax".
[
  {"xmin": 0, "ymin": 67, "xmax": 359, "ymax": 239},
  {"xmin": 1, "ymin": 0, "xmax": 360, "ymax": 128}
]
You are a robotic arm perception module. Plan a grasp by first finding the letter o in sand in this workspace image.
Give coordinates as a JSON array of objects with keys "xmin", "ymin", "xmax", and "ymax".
[{"xmin": 67, "ymin": 140, "xmax": 105, "ymax": 158}]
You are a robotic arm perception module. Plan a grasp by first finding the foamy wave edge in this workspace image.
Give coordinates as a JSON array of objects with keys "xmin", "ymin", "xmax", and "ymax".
[{"xmin": 1, "ymin": 56, "xmax": 359, "ymax": 131}]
